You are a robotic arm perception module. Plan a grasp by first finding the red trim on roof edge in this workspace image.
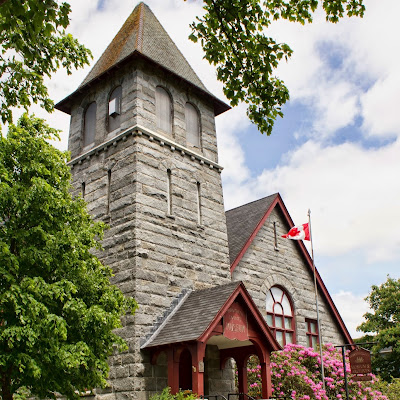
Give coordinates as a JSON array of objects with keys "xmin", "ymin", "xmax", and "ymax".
[
  {"xmin": 229, "ymin": 193, "xmax": 353, "ymax": 345},
  {"xmin": 198, "ymin": 282, "xmax": 281, "ymax": 351},
  {"xmin": 230, "ymin": 194, "xmax": 280, "ymax": 274}
]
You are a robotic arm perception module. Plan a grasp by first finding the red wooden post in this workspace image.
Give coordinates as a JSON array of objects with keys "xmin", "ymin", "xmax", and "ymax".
[
  {"xmin": 260, "ymin": 353, "xmax": 272, "ymax": 399},
  {"xmin": 189, "ymin": 342, "xmax": 206, "ymax": 397},
  {"xmin": 236, "ymin": 357, "xmax": 248, "ymax": 396},
  {"xmin": 167, "ymin": 347, "xmax": 180, "ymax": 394}
]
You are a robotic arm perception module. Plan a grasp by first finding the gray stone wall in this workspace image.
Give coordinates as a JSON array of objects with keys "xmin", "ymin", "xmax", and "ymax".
[
  {"xmin": 68, "ymin": 57, "xmax": 231, "ymax": 400},
  {"xmin": 68, "ymin": 62, "xmax": 139, "ymax": 160},
  {"xmin": 135, "ymin": 59, "xmax": 219, "ymax": 164},
  {"xmin": 231, "ymin": 207, "xmax": 346, "ymax": 347},
  {"xmin": 204, "ymin": 346, "xmax": 236, "ymax": 397},
  {"xmin": 68, "ymin": 59, "xmax": 219, "ymax": 165}
]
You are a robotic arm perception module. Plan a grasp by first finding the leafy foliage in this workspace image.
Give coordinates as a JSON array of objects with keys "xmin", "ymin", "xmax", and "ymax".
[
  {"xmin": 0, "ymin": 114, "xmax": 137, "ymax": 400},
  {"xmin": 245, "ymin": 344, "xmax": 387, "ymax": 399},
  {"xmin": 357, "ymin": 277, "xmax": 400, "ymax": 382},
  {"xmin": 373, "ymin": 378, "xmax": 400, "ymax": 400},
  {"xmin": 0, "ymin": 0, "xmax": 91, "ymax": 124},
  {"xmin": 150, "ymin": 387, "xmax": 199, "ymax": 400},
  {"xmin": 189, "ymin": 0, "xmax": 365, "ymax": 135}
]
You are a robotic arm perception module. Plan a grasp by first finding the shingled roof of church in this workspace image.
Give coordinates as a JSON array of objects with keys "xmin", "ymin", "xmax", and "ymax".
[
  {"xmin": 56, "ymin": 2, "xmax": 229, "ymax": 115},
  {"xmin": 225, "ymin": 193, "xmax": 279, "ymax": 265},
  {"xmin": 141, "ymin": 281, "xmax": 241, "ymax": 348}
]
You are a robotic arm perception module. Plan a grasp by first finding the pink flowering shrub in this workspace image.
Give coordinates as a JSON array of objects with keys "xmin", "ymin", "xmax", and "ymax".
[{"xmin": 246, "ymin": 344, "xmax": 388, "ymax": 400}]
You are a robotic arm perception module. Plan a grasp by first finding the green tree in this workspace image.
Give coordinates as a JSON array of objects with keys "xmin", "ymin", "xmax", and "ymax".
[
  {"xmin": 189, "ymin": 0, "xmax": 365, "ymax": 135},
  {"xmin": 0, "ymin": 114, "xmax": 137, "ymax": 400},
  {"xmin": 358, "ymin": 277, "xmax": 400, "ymax": 382},
  {"xmin": 0, "ymin": 0, "xmax": 91, "ymax": 124}
]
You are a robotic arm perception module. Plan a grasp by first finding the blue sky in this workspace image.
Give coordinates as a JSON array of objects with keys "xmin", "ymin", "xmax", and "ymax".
[{"xmin": 17, "ymin": 0, "xmax": 400, "ymax": 338}]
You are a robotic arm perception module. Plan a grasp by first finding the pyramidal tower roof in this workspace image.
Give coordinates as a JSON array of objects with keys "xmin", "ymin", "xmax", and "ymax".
[{"xmin": 56, "ymin": 2, "xmax": 229, "ymax": 115}]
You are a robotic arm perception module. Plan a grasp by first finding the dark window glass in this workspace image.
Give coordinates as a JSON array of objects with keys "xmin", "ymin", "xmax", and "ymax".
[
  {"xmin": 306, "ymin": 319, "xmax": 319, "ymax": 349},
  {"xmin": 108, "ymin": 86, "xmax": 122, "ymax": 132},
  {"xmin": 84, "ymin": 102, "xmax": 96, "ymax": 147}
]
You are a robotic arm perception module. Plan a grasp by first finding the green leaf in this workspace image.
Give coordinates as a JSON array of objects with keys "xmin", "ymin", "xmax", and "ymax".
[
  {"xmin": 191, "ymin": 0, "xmax": 364, "ymax": 135},
  {"xmin": 0, "ymin": 114, "xmax": 137, "ymax": 399},
  {"xmin": 0, "ymin": 0, "xmax": 92, "ymax": 124}
]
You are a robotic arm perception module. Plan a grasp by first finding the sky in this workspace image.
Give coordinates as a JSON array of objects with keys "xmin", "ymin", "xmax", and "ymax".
[{"xmin": 14, "ymin": 0, "xmax": 400, "ymax": 339}]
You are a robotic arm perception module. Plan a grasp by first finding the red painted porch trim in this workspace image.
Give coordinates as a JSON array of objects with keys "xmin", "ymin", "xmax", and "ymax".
[
  {"xmin": 229, "ymin": 193, "xmax": 353, "ymax": 345},
  {"xmin": 167, "ymin": 347, "xmax": 180, "ymax": 394},
  {"xmin": 230, "ymin": 194, "xmax": 280, "ymax": 274},
  {"xmin": 197, "ymin": 282, "xmax": 281, "ymax": 351},
  {"xmin": 189, "ymin": 342, "xmax": 206, "ymax": 397}
]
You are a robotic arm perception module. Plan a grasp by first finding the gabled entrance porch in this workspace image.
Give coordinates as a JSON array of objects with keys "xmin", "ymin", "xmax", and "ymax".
[{"xmin": 141, "ymin": 282, "xmax": 281, "ymax": 398}]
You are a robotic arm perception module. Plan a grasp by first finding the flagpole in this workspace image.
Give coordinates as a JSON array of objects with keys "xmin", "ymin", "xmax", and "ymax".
[{"xmin": 308, "ymin": 209, "xmax": 326, "ymax": 394}]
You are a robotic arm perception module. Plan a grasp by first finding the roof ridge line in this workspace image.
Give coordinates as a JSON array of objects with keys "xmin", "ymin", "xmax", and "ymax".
[
  {"xmin": 226, "ymin": 193, "xmax": 279, "ymax": 213},
  {"xmin": 140, "ymin": 288, "xmax": 192, "ymax": 349},
  {"xmin": 135, "ymin": 2, "xmax": 144, "ymax": 52},
  {"xmin": 229, "ymin": 196, "xmax": 279, "ymax": 272},
  {"xmin": 194, "ymin": 280, "xmax": 240, "ymax": 293}
]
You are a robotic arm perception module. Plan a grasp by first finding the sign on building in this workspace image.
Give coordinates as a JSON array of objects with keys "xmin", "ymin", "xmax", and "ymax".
[{"xmin": 223, "ymin": 302, "xmax": 249, "ymax": 341}]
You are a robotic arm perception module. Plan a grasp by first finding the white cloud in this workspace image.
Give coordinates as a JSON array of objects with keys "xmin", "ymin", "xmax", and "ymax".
[
  {"xmin": 263, "ymin": 0, "xmax": 400, "ymax": 140},
  {"xmin": 331, "ymin": 291, "xmax": 370, "ymax": 339},
  {"xmin": 217, "ymin": 104, "xmax": 252, "ymax": 184},
  {"xmin": 310, "ymin": 81, "xmax": 359, "ymax": 136},
  {"xmin": 232, "ymin": 138, "xmax": 400, "ymax": 263},
  {"xmin": 361, "ymin": 72, "xmax": 400, "ymax": 138}
]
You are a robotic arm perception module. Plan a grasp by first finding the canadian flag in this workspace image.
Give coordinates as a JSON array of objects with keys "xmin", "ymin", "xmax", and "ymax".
[{"xmin": 282, "ymin": 223, "xmax": 310, "ymax": 241}]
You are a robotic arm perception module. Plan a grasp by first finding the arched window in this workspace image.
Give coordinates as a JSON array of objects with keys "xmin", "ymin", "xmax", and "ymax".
[
  {"xmin": 83, "ymin": 102, "xmax": 97, "ymax": 147},
  {"xmin": 156, "ymin": 86, "xmax": 172, "ymax": 133},
  {"xmin": 265, "ymin": 286, "xmax": 295, "ymax": 346},
  {"xmin": 185, "ymin": 102, "xmax": 200, "ymax": 148},
  {"xmin": 108, "ymin": 86, "xmax": 122, "ymax": 132}
]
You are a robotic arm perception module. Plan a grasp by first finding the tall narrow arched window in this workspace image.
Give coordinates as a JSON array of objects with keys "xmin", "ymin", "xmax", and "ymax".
[
  {"xmin": 83, "ymin": 102, "xmax": 97, "ymax": 147},
  {"xmin": 108, "ymin": 86, "xmax": 122, "ymax": 132},
  {"xmin": 185, "ymin": 102, "xmax": 200, "ymax": 148},
  {"xmin": 266, "ymin": 286, "xmax": 295, "ymax": 346},
  {"xmin": 156, "ymin": 86, "xmax": 172, "ymax": 133}
]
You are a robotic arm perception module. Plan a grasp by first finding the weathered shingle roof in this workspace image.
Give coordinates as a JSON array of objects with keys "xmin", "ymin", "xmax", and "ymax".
[
  {"xmin": 80, "ymin": 3, "xmax": 206, "ymax": 90},
  {"xmin": 142, "ymin": 281, "xmax": 241, "ymax": 348},
  {"xmin": 56, "ymin": 2, "xmax": 230, "ymax": 115},
  {"xmin": 225, "ymin": 194, "xmax": 279, "ymax": 265}
]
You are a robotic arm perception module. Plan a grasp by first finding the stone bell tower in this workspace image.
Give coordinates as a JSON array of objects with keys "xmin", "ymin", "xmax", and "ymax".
[{"xmin": 56, "ymin": 3, "xmax": 234, "ymax": 399}]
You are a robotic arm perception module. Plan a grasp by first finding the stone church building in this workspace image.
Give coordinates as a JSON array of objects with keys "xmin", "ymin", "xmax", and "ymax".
[{"xmin": 56, "ymin": 3, "xmax": 352, "ymax": 400}]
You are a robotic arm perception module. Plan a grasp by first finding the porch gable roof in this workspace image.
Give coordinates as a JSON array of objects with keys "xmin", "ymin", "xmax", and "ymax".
[{"xmin": 141, "ymin": 281, "xmax": 280, "ymax": 351}]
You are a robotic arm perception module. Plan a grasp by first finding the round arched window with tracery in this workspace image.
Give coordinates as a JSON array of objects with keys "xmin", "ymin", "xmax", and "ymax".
[{"xmin": 265, "ymin": 286, "xmax": 295, "ymax": 346}]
